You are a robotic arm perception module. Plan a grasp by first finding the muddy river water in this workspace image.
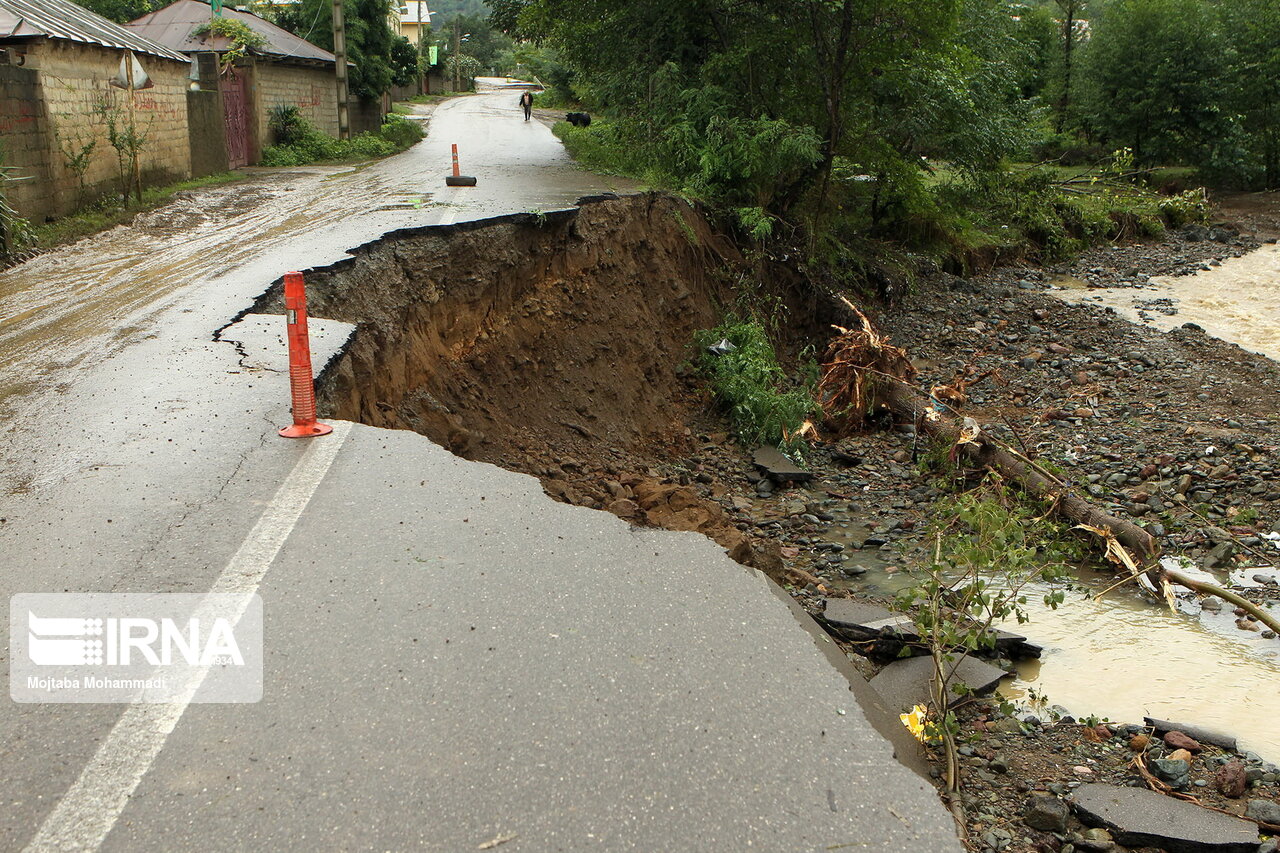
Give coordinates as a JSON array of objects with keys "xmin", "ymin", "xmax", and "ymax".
[
  {"xmin": 845, "ymin": 550, "xmax": 1280, "ymax": 762},
  {"xmin": 1055, "ymin": 242, "xmax": 1280, "ymax": 361},
  {"xmin": 1017, "ymin": 246, "xmax": 1280, "ymax": 761}
]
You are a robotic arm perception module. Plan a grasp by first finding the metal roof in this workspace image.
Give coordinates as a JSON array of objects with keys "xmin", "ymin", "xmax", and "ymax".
[
  {"xmin": 127, "ymin": 1, "xmax": 336, "ymax": 66},
  {"xmin": 0, "ymin": 0, "xmax": 187, "ymax": 62}
]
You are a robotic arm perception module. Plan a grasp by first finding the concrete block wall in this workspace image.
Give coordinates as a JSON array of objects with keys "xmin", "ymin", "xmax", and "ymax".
[
  {"xmin": 1, "ymin": 40, "xmax": 192, "ymax": 220},
  {"xmin": 253, "ymin": 61, "xmax": 338, "ymax": 145},
  {"xmin": 187, "ymin": 88, "xmax": 227, "ymax": 178},
  {"xmin": 349, "ymin": 97, "xmax": 384, "ymax": 136},
  {"xmin": 0, "ymin": 64, "xmax": 55, "ymax": 219}
]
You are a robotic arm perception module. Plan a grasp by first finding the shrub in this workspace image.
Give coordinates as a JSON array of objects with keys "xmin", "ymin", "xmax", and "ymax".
[
  {"xmin": 268, "ymin": 105, "xmax": 306, "ymax": 146},
  {"xmin": 260, "ymin": 112, "xmax": 421, "ymax": 167},
  {"xmin": 1158, "ymin": 188, "xmax": 1211, "ymax": 227},
  {"xmin": 377, "ymin": 113, "xmax": 424, "ymax": 149},
  {"xmin": 693, "ymin": 317, "xmax": 815, "ymax": 452}
]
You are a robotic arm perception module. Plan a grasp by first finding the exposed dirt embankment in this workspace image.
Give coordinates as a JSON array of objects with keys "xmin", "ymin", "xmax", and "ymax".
[{"xmin": 255, "ymin": 193, "xmax": 824, "ymax": 580}]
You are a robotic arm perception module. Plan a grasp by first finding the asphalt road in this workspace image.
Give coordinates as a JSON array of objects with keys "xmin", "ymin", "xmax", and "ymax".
[{"xmin": 0, "ymin": 88, "xmax": 963, "ymax": 851}]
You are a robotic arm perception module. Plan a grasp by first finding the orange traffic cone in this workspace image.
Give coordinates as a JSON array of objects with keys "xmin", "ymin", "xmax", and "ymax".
[{"xmin": 445, "ymin": 143, "xmax": 477, "ymax": 186}]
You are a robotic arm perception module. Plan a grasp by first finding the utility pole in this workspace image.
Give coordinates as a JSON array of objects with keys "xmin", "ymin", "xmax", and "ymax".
[
  {"xmin": 416, "ymin": 0, "xmax": 425, "ymax": 95},
  {"xmin": 333, "ymin": 0, "xmax": 350, "ymax": 139},
  {"xmin": 452, "ymin": 18, "xmax": 461, "ymax": 94}
]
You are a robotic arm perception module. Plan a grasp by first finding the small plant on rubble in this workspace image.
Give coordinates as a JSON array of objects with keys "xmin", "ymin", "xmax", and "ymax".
[
  {"xmin": 892, "ymin": 475, "xmax": 1072, "ymax": 791},
  {"xmin": 193, "ymin": 18, "xmax": 267, "ymax": 66}
]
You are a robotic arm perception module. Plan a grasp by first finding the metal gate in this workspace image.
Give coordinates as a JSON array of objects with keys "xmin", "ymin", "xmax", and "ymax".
[{"xmin": 220, "ymin": 70, "xmax": 249, "ymax": 169}]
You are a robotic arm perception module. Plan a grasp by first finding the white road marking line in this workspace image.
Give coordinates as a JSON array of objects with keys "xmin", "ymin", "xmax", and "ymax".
[{"xmin": 23, "ymin": 421, "xmax": 353, "ymax": 853}]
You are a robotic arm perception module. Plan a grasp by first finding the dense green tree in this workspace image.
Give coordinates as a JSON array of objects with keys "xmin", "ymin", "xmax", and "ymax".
[
  {"xmin": 1010, "ymin": 5, "xmax": 1059, "ymax": 102},
  {"xmin": 1220, "ymin": 0, "xmax": 1280, "ymax": 187},
  {"xmin": 76, "ymin": 0, "xmax": 162, "ymax": 24},
  {"xmin": 269, "ymin": 0, "xmax": 402, "ymax": 99},
  {"xmin": 496, "ymin": 0, "xmax": 1037, "ymax": 229},
  {"xmin": 428, "ymin": 0, "xmax": 491, "ymax": 19},
  {"xmin": 1079, "ymin": 0, "xmax": 1233, "ymax": 167},
  {"xmin": 1050, "ymin": 0, "xmax": 1088, "ymax": 132},
  {"xmin": 435, "ymin": 13, "xmax": 513, "ymax": 73}
]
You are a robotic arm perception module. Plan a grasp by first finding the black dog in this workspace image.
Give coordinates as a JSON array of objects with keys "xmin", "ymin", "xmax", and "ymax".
[{"xmin": 565, "ymin": 112, "xmax": 592, "ymax": 127}]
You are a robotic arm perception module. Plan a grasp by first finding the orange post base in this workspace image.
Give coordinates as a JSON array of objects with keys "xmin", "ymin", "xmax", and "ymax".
[{"xmin": 280, "ymin": 422, "xmax": 333, "ymax": 438}]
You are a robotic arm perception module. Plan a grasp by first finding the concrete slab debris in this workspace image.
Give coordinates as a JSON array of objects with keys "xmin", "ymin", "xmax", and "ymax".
[
  {"xmin": 752, "ymin": 445, "xmax": 814, "ymax": 482},
  {"xmin": 820, "ymin": 599, "xmax": 1041, "ymax": 659},
  {"xmin": 1070, "ymin": 783, "xmax": 1259, "ymax": 853},
  {"xmin": 869, "ymin": 653, "xmax": 1009, "ymax": 711}
]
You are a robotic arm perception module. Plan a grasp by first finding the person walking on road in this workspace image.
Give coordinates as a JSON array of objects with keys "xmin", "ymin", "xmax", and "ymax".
[{"xmin": 520, "ymin": 91, "xmax": 534, "ymax": 122}]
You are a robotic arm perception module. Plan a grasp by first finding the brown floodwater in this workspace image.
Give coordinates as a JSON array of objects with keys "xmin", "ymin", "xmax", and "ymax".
[
  {"xmin": 1004, "ymin": 577, "xmax": 1280, "ymax": 761},
  {"xmin": 1039, "ymin": 245, "xmax": 1280, "ymax": 759},
  {"xmin": 1053, "ymin": 244, "xmax": 1280, "ymax": 361},
  {"xmin": 838, "ymin": 521, "xmax": 1280, "ymax": 761}
]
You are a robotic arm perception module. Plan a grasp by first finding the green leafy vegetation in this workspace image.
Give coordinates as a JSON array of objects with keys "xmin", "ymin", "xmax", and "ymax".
[
  {"xmin": 266, "ymin": 0, "xmax": 419, "ymax": 99},
  {"xmin": 73, "ymin": 0, "xmax": 162, "ymax": 24},
  {"xmin": 192, "ymin": 17, "xmax": 269, "ymax": 64},
  {"xmin": 96, "ymin": 93, "xmax": 149, "ymax": 205},
  {"xmin": 261, "ymin": 114, "xmax": 423, "ymax": 166},
  {"xmin": 693, "ymin": 317, "xmax": 816, "ymax": 453},
  {"xmin": 494, "ymin": 0, "xmax": 1271, "ymax": 285},
  {"xmin": 1, "ymin": 145, "xmax": 37, "ymax": 265},
  {"xmin": 893, "ymin": 476, "xmax": 1074, "ymax": 786}
]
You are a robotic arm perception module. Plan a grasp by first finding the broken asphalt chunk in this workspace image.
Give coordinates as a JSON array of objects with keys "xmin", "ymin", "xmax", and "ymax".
[
  {"xmin": 869, "ymin": 654, "xmax": 1008, "ymax": 711},
  {"xmin": 1144, "ymin": 717, "xmax": 1238, "ymax": 752},
  {"xmin": 1070, "ymin": 783, "xmax": 1259, "ymax": 853},
  {"xmin": 752, "ymin": 445, "xmax": 814, "ymax": 482}
]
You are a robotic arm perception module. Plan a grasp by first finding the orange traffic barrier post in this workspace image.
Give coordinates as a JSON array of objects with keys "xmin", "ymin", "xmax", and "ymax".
[
  {"xmin": 446, "ymin": 143, "xmax": 477, "ymax": 187},
  {"xmin": 279, "ymin": 270, "xmax": 333, "ymax": 438}
]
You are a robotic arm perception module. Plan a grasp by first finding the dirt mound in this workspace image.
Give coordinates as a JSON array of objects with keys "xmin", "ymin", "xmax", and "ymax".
[{"xmin": 288, "ymin": 194, "xmax": 732, "ymax": 456}]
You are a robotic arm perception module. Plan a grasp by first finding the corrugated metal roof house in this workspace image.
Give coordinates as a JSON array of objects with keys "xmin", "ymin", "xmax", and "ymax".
[
  {"xmin": 0, "ymin": 0, "xmax": 187, "ymax": 61},
  {"xmin": 126, "ymin": 0, "xmax": 337, "ymax": 67},
  {"xmin": 127, "ymin": 1, "xmax": 344, "ymax": 162}
]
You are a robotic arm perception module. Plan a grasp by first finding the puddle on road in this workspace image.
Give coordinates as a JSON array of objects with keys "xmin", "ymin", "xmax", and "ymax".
[{"xmin": 1052, "ymin": 243, "xmax": 1280, "ymax": 361}]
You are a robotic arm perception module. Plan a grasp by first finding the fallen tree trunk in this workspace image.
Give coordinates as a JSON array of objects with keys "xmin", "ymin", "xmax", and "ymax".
[
  {"xmin": 875, "ymin": 377, "xmax": 1161, "ymax": 566},
  {"xmin": 815, "ymin": 303, "xmax": 1280, "ymax": 625},
  {"xmin": 1162, "ymin": 566, "xmax": 1280, "ymax": 635}
]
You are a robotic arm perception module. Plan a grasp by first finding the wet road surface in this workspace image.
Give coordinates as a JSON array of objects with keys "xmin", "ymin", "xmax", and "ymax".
[
  {"xmin": 0, "ymin": 90, "xmax": 962, "ymax": 850},
  {"xmin": 0, "ymin": 85, "xmax": 635, "ymax": 450}
]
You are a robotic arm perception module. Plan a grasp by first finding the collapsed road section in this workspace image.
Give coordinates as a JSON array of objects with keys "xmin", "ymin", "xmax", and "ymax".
[
  {"xmin": 254, "ymin": 193, "xmax": 834, "ymax": 584},
  {"xmin": 238, "ymin": 192, "xmax": 968, "ymax": 849}
]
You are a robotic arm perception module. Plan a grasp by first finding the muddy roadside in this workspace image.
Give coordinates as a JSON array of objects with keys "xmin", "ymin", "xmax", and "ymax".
[{"xmin": 289, "ymin": 191, "xmax": 1280, "ymax": 852}]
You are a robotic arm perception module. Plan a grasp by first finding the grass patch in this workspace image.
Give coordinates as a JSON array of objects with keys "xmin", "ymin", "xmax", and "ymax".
[
  {"xmin": 31, "ymin": 171, "xmax": 248, "ymax": 251},
  {"xmin": 402, "ymin": 92, "xmax": 473, "ymax": 106},
  {"xmin": 922, "ymin": 166, "xmax": 1209, "ymax": 264},
  {"xmin": 532, "ymin": 89, "xmax": 575, "ymax": 110},
  {"xmin": 552, "ymin": 120, "xmax": 661, "ymax": 189}
]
